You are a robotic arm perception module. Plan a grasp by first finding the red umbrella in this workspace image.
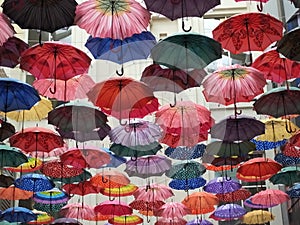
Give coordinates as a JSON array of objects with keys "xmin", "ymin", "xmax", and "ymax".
[
  {"xmin": 40, "ymin": 160, "xmax": 83, "ymax": 178},
  {"xmin": 282, "ymin": 142, "xmax": 300, "ymax": 158},
  {"xmin": 20, "ymin": 42, "xmax": 91, "ymax": 93},
  {"xmin": 60, "ymin": 203, "xmax": 95, "ymax": 220},
  {"xmin": 87, "ymin": 77, "xmax": 159, "ymax": 124},
  {"xmin": 251, "ymin": 189, "xmax": 290, "ymax": 207},
  {"xmin": 212, "ymin": 12, "xmax": 283, "ymax": 64},
  {"xmin": 129, "ymin": 200, "xmax": 165, "ymax": 212},
  {"xmin": 62, "ymin": 180, "xmax": 102, "ymax": 196},
  {"xmin": 216, "ymin": 188, "xmax": 251, "ymax": 203},
  {"xmin": 94, "ymin": 200, "xmax": 132, "ymax": 216},
  {"xmin": 0, "ymin": 12, "xmax": 15, "ymax": 45}
]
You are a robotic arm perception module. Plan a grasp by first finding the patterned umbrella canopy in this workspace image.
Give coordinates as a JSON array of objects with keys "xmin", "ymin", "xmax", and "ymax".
[
  {"xmin": 169, "ymin": 177, "xmax": 207, "ymax": 191},
  {"xmin": 212, "ymin": 203, "xmax": 246, "ymax": 220},
  {"xmin": 204, "ymin": 177, "xmax": 241, "ymax": 194},
  {"xmin": 14, "ymin": 173, "xmax": 55, "ymax": 192},
  {"xmin": 164, "ymin": 143, "xmax": 206, "ymax": 160},
  {"xmin": 165, "ymin": 161, "xmax": 206, "ymax": 180},
  {"xmin": 286, "ymin": 183, "xmax": 300, "ymax": 198}
]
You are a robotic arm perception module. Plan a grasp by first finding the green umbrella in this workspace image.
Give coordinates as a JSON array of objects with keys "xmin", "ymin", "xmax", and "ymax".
[
  {"xmin": 269, "ymin": 166, "xmax": 300, "ymax": 187},
  {"xmin": 34, "ymin": 202, "xmax": 67, "ymax": 216},
  {"xmin": 109, "ymin": 142, "xmax": 162, "ymax": 158},
  {"xmin": 52, "ymin": 169, "xmax": 92, "ymax": 184},
  {"xmin": 151, "ymin": 32, "xmax": 222, "ymax": 70},
  {"xmin": 0, "ymin": 144, "xmax": 28, "ymax": 167},
  {"xmin": 166, "ymin": 161, "xmax": 206, "ymax": 180}
]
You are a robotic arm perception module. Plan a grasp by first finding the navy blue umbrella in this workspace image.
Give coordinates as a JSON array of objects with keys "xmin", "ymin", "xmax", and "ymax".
[
  {"xmin": 274, "ymin": 153, "xmax": 300, "ymax": 166},
  {"xmin": 165, "ymin": 143, "xmax": 206, "ymax": 160},
  {"xmin": 286, "ymin": 183, "xmax": 300, "ymax": 198},
  {"xmin": 251, "ymin": 139, "xmax": 287, "ymax": 151},
  {"xmin": 2, "ymin": 207, "xmax": 37, "ymax": 223},
  {"xmin": 0, "ymin": 78, "xmax": 40, "ymax": 113},
  {"xmin": 169, "ymin": 177, "xmax": 206, "ymax": 191},
  {"xmin": 14, "ymin": 173, "xmax": 55, "ymax": 192}
]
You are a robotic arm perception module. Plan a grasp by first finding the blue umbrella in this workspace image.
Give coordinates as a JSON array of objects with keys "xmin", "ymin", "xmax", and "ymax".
[
  {"xmin": 286, "ymin": 183, "xmax": 300, "ymax": 198},
  {"xmin": 251, "ymin": 139, "xmax": 287, "ymax": 151},
  {"xmin": 169, "ymin": 177, "xmax": 207, "ymax": 191},
  {"xmin": 2, "ymin": 207, "xmax": 37, "ymax": 223},
  {"xmin": 164, "ymin": 143, "xmax": 206, "ymax": 160},
  {"xmin": 203, "ymin": 177, "xmax": 241, "ymax": 194},
  {"xmin": 244, "ymin": 197, "xmax": 275, "ymax": 209},
  {"xmin": 0, "ymin": 78, "xmax": 40, "ymax": 113},
  {"xmin": 274, "ymin": 153, "xmax": 300, "ymax": 166},
  {"xmin": 14, "ymin": 173, "xmax": 55, "ymax": 192},
  {"xmin": 187, "ymin": 219, "xmax": 213, "ymax": 225}
]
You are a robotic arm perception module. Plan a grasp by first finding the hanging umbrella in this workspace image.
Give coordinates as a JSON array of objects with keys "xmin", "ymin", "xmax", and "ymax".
[
  {"xmin": 0, "ymin": 12, "xmax": 15, "ymax": 45},
  {"xmin": 253, "ymin": 86, "xmax": 300, "ymax": 119},
  {"xmin": 244, "ymin": 197, "xmax": 275, "ymax": 209},
  {"xmin": 0, "ymin": 144, "xmax": 28, "ymax": 167},
  {"xmin": 0, "ymin": 185, "xmax": 33, "ymax": 200},
  {"xmin": 164, "ymin": 143, "xmax": 206, "ymax": 160},
  {"xmin": 286, "ymin": 183, "xmax": 300, "ymax": 198},
  {"xmin": 216, "ymin": 188, "xmax": 251, "ymax": 203},
  {"xmin": 169, "ymin": 177, "xmax": 207, "ymax": 191},
  {"xmin": 108, "ymin": 215, "xmax": 143, "ymax": 225},
  {"xmin": 75, "ymin": 0, "xmax": 150, "ymax": 39},
  {"xmin": 62, "ymin": 180, "xmax": 102, "ymax": 196},
  {"xmin": 28, "ymin": 212, "xmax": 54, "ymax": 225},
  {"xmin": 155, "ymin": 202, "xmax": 191, "ymax": 218},
  {"xmin": 60, "ymin": 203, "xmax": 95, "ymax": 220},
  {"xmin": 51, "ymin": 218, "xmax": 82, "ymax": 225},
  {"xmin": 203, "ymin": 163, "xmax": 239, "ymax": 172},
  {"xmin": 202, "ymin": 153, "xmax": 248, "ymax": 168},
  {"xmin": 0, "ymin": 36, "xmax": 28, "ymax": 68},
  {"xmin": 210, "ymin": 115, "xmax": 265, "ymax": 142},
  {"xmin": 34, "ymin": 202, "xmax": 67, "ymax": 216},
  {"xmin": 33, "ymin": 74, "xmax": 95, "ymax": 101},
  {"xmin": 33, "ymin": 188, "xmax": 69, "ymax": 204},
  {"xmin": 100, "ymin": 183, "xmax": 138, "ymax": 197},
  {"xmin": 186, "ymin": 219, "xmax": 213, "ymax": 225},
  {"xmin": 269, "ymin": 166, "xmax": 300, "ymax": 187},
  {"xmin": 2, "ymin": 0, "xmax": 77, "ymax": 34},
  {"xmin": 212, "ymin": 12, "xmax": 283, "ymax": 64},
  {"xmin": 252, "ymin": 49, "xmax": 300, "ymax": 83},
  {"xmin": 90, "ymin": 169, "xmax": 130, "ymax": 189},
  {"xmin": 87, "ymin": 212, "xmax": 113, "ymax": 222},
  {"xmin": 166, "ymin": 161, "xmax": 206, "ymax": 180},
  {"xmin": 101, "ymin": 148, "xmax": 127, "ymax": 168},
  {"xmin": 282, "ymin": 142, "xmax": 300, "ymax": 158},
  {"xmin": 242, "ymin": 209, "xmax": 275, "ymax": 224},
  {"xmin": 155, "ymin": 217, "xmax": 187, "ymax": 225},
  {"xmin": 14, "ymin": 173, "xmax": 55, "ymax": 192},
  {"xmin": 20, "ymin": 42, "xmax": 91, "ymax": 93},
  {"xmin": 0, "ymin": 174, "xmax": 14, "ymax": 187},
  {"xmin": 182, "ymin": 191, "xmax": 219, "ymax": 214},
  {"xmin": 0, "ymin": 77, "xmax": 40, "ymax": 113},
  {"xmin": 251, "ymin": 189, "xmax": 290, "ymax": 207},
  {"xmin": 94, "ymin": 200, "xmax": 133, "ymax": 216},
  {"xmin": 203, "ymin": 177, "xmax": 242, "ymax": 194},
  {"xmin": 236, "ymin": 157, "xmax": 282, "ymax": 182},
  {"xmin": 277, "ymin": 27, "xmax": 300, "ymax": 61},
  {"xmin": 125, "ymin": 155, "xmax": 171, "ymax": 178},
  {"xmin": 202, "ymin": 64, "xmax": 265, "ymax": 114},
  {"xmin": 0, "ymin": 120, "xmax": 15, "ymax": 141},
  {"xmin": 274, "ymin": 152, "xmax": 300, "ymax": 166},
  {"xmin": 212, "ymin": 204, "xmax": 246, "ymax": 220},
  {"xmin": 151, "ymin": 33, "xmax": 222, "ymax": 70},
  {"xmin": 2, "ymin": 207, "xmax": 37, "ymax": 223},
  {"xmin": 133, "ymin": 184, "xmax": 174, "ymax": 202},
  {"xmin": 57, "ymin": 128, "xmax": 110, "ymax": 143},
  {"xmin": 87, "ymin": 77, "xmax": 159, "ymax": 123},
  {"xmin": 129, "ymin": 199, "xmax": 165, "ymax": 212},
  {"xmin": 52, "ymin": 169, "xmax": 92, "ymax": 184}
]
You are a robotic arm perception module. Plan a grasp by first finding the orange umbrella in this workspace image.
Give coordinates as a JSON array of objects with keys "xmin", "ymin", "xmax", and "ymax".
[
  {"xmin": 0, "ymin": 185, "xmax": 33, "ymax": 200},
  {"xmin": 90, "ymin": 169, "xmax": 130, "ymax": 189}
]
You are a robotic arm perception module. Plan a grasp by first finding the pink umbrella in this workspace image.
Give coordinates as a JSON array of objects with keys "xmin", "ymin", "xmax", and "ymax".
[
  {"xmin": 60, "ymin": 203, "xmax": 95, "ymax": 220},
  {"xmin": 75, "ymin": 0, "xmax": 150, "ymax": 39},
  {"xmin": 94, "ymin": 200, "xmax": 132, "ymax": 216},
  {"xmin": 133, "ymin": 184, "xmax": 174, "ymax": 202},
  {"xmin": 155, "ymin": 217, "xmax": 187, "ymax": 225},
  {"xmin": 33, "ymin": 74, "xmax": 95, "ymax": 101},
  {"xmin": 251, "ymin": 189, "xmax": 290, "ymax": 207},
  {"xmin": 155, "ymin": 202, "xmax": 191, "ymax": 218},
  {"xmin": 0, "ymin": 12, "xmax": 15, "ymax": 46}
]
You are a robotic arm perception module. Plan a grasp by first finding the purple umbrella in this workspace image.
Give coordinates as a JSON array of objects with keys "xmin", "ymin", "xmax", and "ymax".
[
  {"xmin": 187, "ymin": 219, "xmax": 213, "ymax": 225},
  {"xmin": 51, "ymin": 217, "xmax": 83, "ymax": 225},
  {"xmin": 212, "ymin": 203, "xmax": 246, "ymax": 219},
  {"xmin": 125, "ymin": 155, "xmax": 171, "ymax": 178},
  {"xmin": 203, "ymin": 177, "xmax": 241, "ymax": 194},
  {"xmin": 109, "ymin": 120, "xmax": 162, "ymax": 147}
]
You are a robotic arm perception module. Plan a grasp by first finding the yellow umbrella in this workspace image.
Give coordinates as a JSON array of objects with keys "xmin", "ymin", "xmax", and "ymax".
[
  {"xmin": 0, "ymin": 96, "xmax": 52, "ymax": 122},
  {"xmin": 242, "ymin": 210, "xmax": 275, "ymax": 224}
]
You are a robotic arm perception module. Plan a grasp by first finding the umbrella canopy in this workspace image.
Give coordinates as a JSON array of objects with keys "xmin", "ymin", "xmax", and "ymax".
[
  {"xmin": 94, "ymin": 200, "xmax": 133, "ymax": 216},
  {"xmin": 151, "ymin": 33, "xmax": 222, "ymax": 70},
  {"xmin": 269, "ymin": 166, "xmax": 300, "ymax": 187},
  {"xmin": 282, "ymin": 142, "xmax": 300, "ymax": 158},
  {"xmin": 166, "ymin": 161, "xmax": 206, "ymax": 180},
  {"xmin": 51, "ymin": 218, "xmax": 82, "ymax": 225},
  {"xmin": 0, "ymin": 77, "xmax": 40, "ymax": 112},
  {"xmin": 33, "ymin": 74, "xmax": 95, "ymax": 101},
  {"xmin": 62, "ymin": 180, "xmax": 102, "ymax": 196},
  {"xmin": 210, "ymin": 115, "xmax": 265, "ymax": 142},
  {"xmin": 216, "ymin": 188, "xmax": 251, "ymax": 203},
  {"xmin": 169, "ymin": 177, "xmax": 207, "ymax": 191},
  {"xmin": 274, "ymin": 152, "xmax": 300, "ymax": 166},
  {"xmin": 60, "ymin": 203, "xmax": 95, "ymax": 220},
  {"xmin": 40, "ymin": 159, "xmax": 83, "ymax": 178},
  {"xmin": 52, "ymin": 169, "xmax": 92, "ymax": 184},
  {"xmin": 28, "ymin": 212, "xmax": 54, "ymax": 225},
  {"xmin": 0, "ymin": 12, "xmax": 15, "ymax": 45},
  {"xmin": 251, "ymin": 189, "xmax": 290, "ymax": 207},
  {"xmin": 242, "ymin": 209, "xmax": 275, "ymax": 224},
  {"xmin": 164, "ymin": 143, "xmax": 206, "ymax": 160},
  {"xmin": 14, "ymin": 173, "xmax": 55, "ymax": 192},
  {"xmin": 33, "ymin": 188, "xmax": 69, "ymax": 204},
  {"xmin": 277, "ymin": 27, "xmax": 300, "ymax": 61},
  {"xmin": 286, "ymin": 183, "xmax": 300, "ymax": 198},
  {"xmin": 0, "ymin": 144, "xmax": 28, "ymax": 167},
  {"xmin": 34, "ymin": 202, "xmax": 66, "ymax": 216},
  {"xmin": 204, "ymin": 177, "xmax": 242, "ymax": 194},
  {"xmin": 0, "ymin": 174, "xmax": 14, "ymax": 187},
  {"xmin": 0, "ymin": 185, "xmax": 33, "ymax": 200},
  {"xmin": 75, "ymin": 0, "xmax": 150, "ymax": 39},
  {"xmin": 2, "ymin": 207, "xmax": 37, "ymax": 223},
  {"xmin": 155, "ymin": 202, "xmax": 191, "ymax": 218},
  {"xmin": 186, "ymin": 219, "xmax": 213, "ymax": 225},
  {"xmin": 212, "ymin": 203, "xmax": 246, "ymax": 220},
  {"xmin": 108, "ymin": 215, "xmax": 143, "ymax": 225},
  {"xmin": 202, "ymin": 64, "xmax": 266, "ymax": 108},
  {"xmin": 129, "ymin": 199, "xmax": 165, "ymax": 212},
  {"xmin": 155, "ymin": 217, "xmax": 187, "ymax": 225},
  {"xmin": 243, "ymin": 197, "xmax": 276, "ymax": 209},
  {"xmin": 253, "ymin": 86, "xmax": 300, "ymax": 118},
  {"xmin": 100, "ymin": 183, "xmax": 138, "ymax": 197},
  {"xmin": 87, "ymin": 77, "xmax": 159, "ymax": 121},
  {"xmin": 90, "ymin": 169, "xmax": 130, "ymax": 188},
  {"xmin": 0, "ymin": 120, "xmax": 15, "ymax": 142},
  {"xmin": 133, "ymin": 184, "xmax": 174, "ymax": 202}
]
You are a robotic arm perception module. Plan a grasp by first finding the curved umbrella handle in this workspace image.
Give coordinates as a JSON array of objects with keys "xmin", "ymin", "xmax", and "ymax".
[
  {"xmin": 170, "ymin": 94, "xmax": 177, "ymax": 107},
  {"xmin": 116, "ymin": 66, "xmax": 124, "ymax": 76},
  {"xmin": 257, "ymin": 1, "xmax": 263, "ymax": 12},
  {"xmin": 49, "ymin": 80, "xmax": 57, "ymax": 94},
  {"xmin": 182, "ymin": 20, "xmax": 192, "ymax": 32},
  {"xmin": 102, "ymin": 176, "xmax": 109, "ymax": 183},
  {"xmin": 286, "ymin": 119, "xmax": 297, "ymax": 133},
  {"xmin": 30, "ymin": 158, "xmax": 38, "ymax": 169},
  {"xmin": 119, "ymin": 118, "xmax": 127, "ymax": 126}
]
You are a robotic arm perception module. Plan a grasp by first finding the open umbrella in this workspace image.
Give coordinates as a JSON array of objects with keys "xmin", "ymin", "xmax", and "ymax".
[
  {"xmin": 28, "ymin": 212, "xmax": 54, "ymax": 225},
  {"xmin": 155, "ymin": 202, "xmax": 191, "ymax": 218},
  {"xmin": 0, "ymin": 185, "xmax": 33, "ymax": 200},
  {"xmin": 14, "ymin": 173, "xmax": 55, "ymax": 192},
  {"xmin": 212, "ymin": 12, "xmax": 283, "ymax": 64},
  {"xmin": 251, "ymin": 189, "xmax": 290, "ymax": 207},
  {"xmin": 62, "ymin": 180, "xmax": 102, "ymax": 196},
  {"xmin": 0, "ymin": 12, "xmax": 15, "ymax": 46},
  {"xmin": 60, "ymin": 203, "xmax": 95, "ymax": 220},
  {"xmin": 166, "ymin": 161, "xmax": 206, "ymax": 180},
  {"xmin": 286, "ymin": 183, "xmax": 300, "ymax": 198},
  {"xmin": 277, "ymin": 27, "xmax": 300, "ymax": 61},
  {"xmin": 2, "ymin": 207, "xmax": 37, "ymax": 223},
  {"xmin": 100, "ymin": 183, "xmax": 138, "ymax": 197},
  {"xmin": 0, "ymin": 120, "xmax": 15, "ymax": 141},
  {"xmin": 216, "ymin": 188, "xmax": 251, "ymax": 203},
  {"xmin": 212, "ymin": 204, "xmax": 246, "ymax": 220},
  {"xmin": 269, "ymin": 166, "xmax": 300, "ymax": 187},
  {"xmin": 129, "ymin": 199, "xmax": 165, "ymax": 212},
  {"xmin": 186, "ymin": 219, "xmax": 213, "ymax": 225},
  {"xmin": 108, "ymin": 215, "xmax": 143, "ymax": 225},
  {"xmin": 133, "ymin": 183, "xmax": 174, "ymax": 202},
  {"xmin": 52, "ymin": 169, "xmax": 92, "ymax": 184},
  {"xmin": 164, "ymin": 143, "xmax": 206, "ymax": 160},
  {"xmin": 33, "ymin": 188, "xmax": 69, "ymax": 204},
  {"xmin": 155, "ymin": 217, "xmax": 187, "ymax": 225},
  {"xmin": 94, "ymin": 200, "xmax": 133, "ymax": 216},
  {"xmin": 244, "ymin": 197, "xmax": 276, "ymax": 209},
  {"xmin": 242, "ymin": 210, "xmax": 275, "ymax": 224},
  {"xmin": 203, "ymin": 177, "xmax": 242, "ymax": 194},
  {"xmin": 34, "ymin": 202, "xmax": 67, "ymax": 216},
  {"xmin": 90, "ymin": 169, "xmax": 130, "ymax": 189},
  {"xmin": 169, "ymin": 177, "xmax": 207, "ymax": 191},
  {"xmin": 51, "ymin": 218, "xmax": 82, "ymax": 225},
  {"xmin": 0, "ymin": 144, "xmax": 28, "ymax": 167},
  {"xmin": 274, "ymin": 152, "xmax": 300, "ymax": 166},
  {"xmin": 0, "ymin": 174, "xmax": 14, "ymax": 187}
]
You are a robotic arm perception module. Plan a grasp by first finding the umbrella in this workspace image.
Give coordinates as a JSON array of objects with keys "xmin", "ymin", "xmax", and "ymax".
[
  {"xmin": 60, "ymin": 147, "xmax": 111, "ymax": 169},
  {"xmin": 33, "ymin": 188, "xmax": 69, "ymax": 204},
  {"xmin": 282, "ymin": 142, "xmax": 300, "ymax": 158},
  {"xmin": 242, "ymin": 210, "xmax": 275, "ymax": 224},
  {"xmin": 151, "ymin": 33, "xmax": 222, "ymax": 70},
  {"xmin": 125, "ymin": 155, "xmax": 171, "ymax": 178},
  {"xmin": 51, "ymin": 218, "xmax": 82, "ymax": 225},
  {"xmin": 236, "ymin": 157, "xmax": 282, "ymax": 182},
  {"xmin": 274, "ymin": 152, "xmax": 300, "ymax": 166},
  {"xmin": 2, "ymin": 0, "xmax": 77, "ymax": 34},
  {"xmin": 216, "ymin": 188, "xmax": 251, "ymax": 203},
  {"xmin": 212, "ymin": 12, "xmax": 283, "ymax": 64},
  {"xmin": 14, "ymin": 173, "xmax": 55, "ymax": 192},
  {"xmin": 28, "ymin": 212, "xmax": 54, "ymax": 225},
  {"xmin": 186, "ymin": 219, "xmax": 213, "ymax": 225},
  {"xmin": 277, "ymin": 27, "xmax": 300, "ymax": 61},
  {"xmin": 202, "ymin": 64, "xmax": 266, "ymax": 113},
  {"xmin": 2, "ymin": 207, "xmax": 37, "ymax": 223},
  {"xmin": 0, "ymin": 96, "xmax": 52, "ymax": 122},
  {"xmin": 108, "ymin": 215, "xmax": 143, "ymax": 225},
  {"xmin": 87, "ymin": 77, "xmax": 159, "ymax": 123},
  {"xmin": 251, "ymin": 189, "xmax": 290, "ymax": 207},
  {"xmin": 90, "ymin": 169, "xmax": 130, "ymax": 188},
  {"xmin": 87, "ymin": 212, "xmax": 113, "ymax": 222},
  {"xmin": 164, "ymin": 143, "xmax": 206, "ymax": 160},
  {"xmin": 60, "ymin": 203, "xmax": 95, "ymax": 220},
  {"xmin": 212, "ymin": 203, "xmax": 246, "ymax": 220},
  {"xmin": 155, "ymin": 202, "xmax": 191, "ymax": 218},
  {"xmin": 94, "ymin": 200, "xmax": 133, "ymax": 216},
  {"xmin": 0, "ymin": 120, "xmax": 15, "ymax": 141},
  {"xmin": 100, "ymin": 183, "xmax": 138, "ymax": 197},
  {"xmin": 155, "ymin": 217, "xmax": 187, "ymax": 225},
  {"xmin": 57, "ymin": 128, "xmax": 110, "ymax": 143},
  {"xmin": 182, "ymin": 191, "xmax": 219, "ymax": 214},
  {"xmin": 253, "ymin": 86, "xmax": 300, "ymax": 119},
  {"xmin": 202, "ymin": 154, "xmax": 248, "ymax": 168},
  {"xmin": 52, "ymin": 169, "xmax": 92, "ymax": 184},
  {"xmin": 0, "ymin": 36, "xmax": 28, "ymax": 68},
  {"xmin": 41, "ymin": 159, "xmax": 83, "ymax": 178},
  {"xmin": 0, "ymin": 144, "xmax": 28, "ymax": 167},
  {"xmin": 269, "ymin": 166, "xmax": 300, "ymax": 187},
  {"xmin": 0, "ymin": 12, "xmax": 15, "ymax": 46},
  {"xmin": 34, "ymin": 202, "xmax": 67, "ymax": 216},
  {"xmin": 20, "ymin": 42, "xmax": 91, "ymax": 93},
  {"xmin": 133, "ymin": 184, "xmax": 174, "ymax": 202},
  {"xmin": 0, "ymin": 185, "xmax": 33, "ymax": 200},
  {"xmin": 144, "ymin": 0, "xmax": 220, "ymax": 31},
  {"xmin": 0, "ymin": 174, "xmax": 14, "ymax": 187},
  {"xmin": 75, "ymin": 0, "xmax": 150, "ymax": 39},
  {"xmin": 109, "ymin": 120, "xmax": 162, "ymax": 147},
  {"xmin": 0, "ymin": 77, "xmax": 40, "ymax": 113},
  {"xmin": 286, "ymin": 183, "xmax": 300, "ymax": 198},
  {"xmin": 62, "ymin": 180, "xmax": 102, "ymax": 196},
  {"xmin": 244, "ymin": 197, "xmax": 275, "ymax": 209},
  {"xmin": 166, "ymin": 161, "xmax": 206, "ymax": 180},
  {"xmin": 33, "ymin": 74, "xmax": 95, "ymax": 101},
  {"xmin": 169, "ymin": 177, "xmax": 207, "ymax": 191},
  {"xmin": 252, "ymin": 49, "xmax": 300, "ymax": 83},
  {"xmin": 101, "ymin": 148, "xmax": 127, "ymax": 168},
  {"xmin": 203, "ymin": 177, "xmax": 242, "ymax": 194},
  {"xmin": 210, "ymin": 115, "xmax": 265, "ymax": 142},
  {"xmin": 129, "ymin": 199, "xmax": 165, "ymax": 212}
]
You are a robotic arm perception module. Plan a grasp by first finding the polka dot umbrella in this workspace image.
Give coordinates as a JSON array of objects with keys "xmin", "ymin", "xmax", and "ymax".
[{"xmin": 14, "ymin": 173, "xmax": 55, "ymax": 192}]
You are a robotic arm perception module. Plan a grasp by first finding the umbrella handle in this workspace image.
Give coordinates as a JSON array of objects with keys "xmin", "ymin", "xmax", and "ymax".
[
  {"xmin": 30, "ymin": 157, "xmax": 38, "ymax": 169},
  {"xmin": 116, "ymin": 66, "xmax": 124, "ymax": 76},
  {"xmin": 182, "ymin": 20, "xmax": 192, "ymax": 32},
  {"xmin": 102, "ymin": 176, "xmax": 109, "ymax": 183},
  {"xmin": 170, "ymin": 94, "xmax": 177, "ymax": 107},
  {"xmin": 286, "ymin": 120, "xmax": 297, "ymax": 133},
  {"xmin": 257, "ymin": 1, "xmax": 263, "ymax": 12},
  {"xmin": 119, "ymin": 118, "xmax": 127, "ymax": 126}
]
